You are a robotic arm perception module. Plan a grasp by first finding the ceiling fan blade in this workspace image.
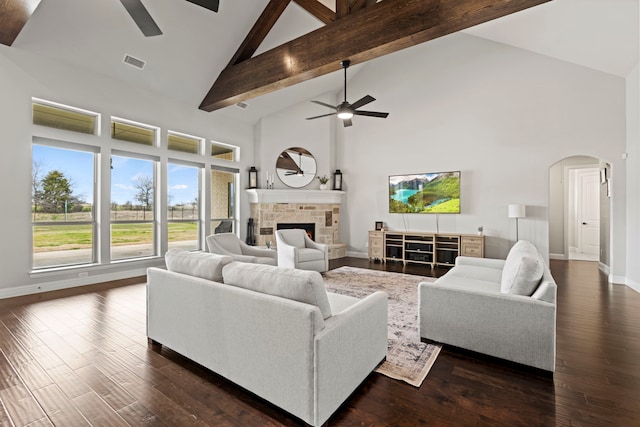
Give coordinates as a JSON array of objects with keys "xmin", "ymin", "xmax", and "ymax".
[
  {"xmin": 354, "ymin": 110, "xmax": 389, "ymax": 118},
  {"xmin": 311, "ymin": 100, "xmax": 338, "ymax": 110},
  {"xmin": 350, "ymin": 95, "xmax": 375, "ymax": 110},
  {"xmin": 120, "ymin": 0, "xmax": 163, "ymax": 37},
  {"xmin": 186, "ymin": 0, "xmax": 220, "ymax": 12},
  {"xmin": 306, "ymin": 112, "xmax": 337, "ymax": 120},
  {"xmin": 343, "ymin": 119, "xmax": 353, "ymax": 127}
]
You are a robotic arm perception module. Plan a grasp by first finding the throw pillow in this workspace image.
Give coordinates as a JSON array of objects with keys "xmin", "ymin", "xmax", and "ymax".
[
  {"xmin": 165, "ymin": 249, "xmax": 233, "ymax": 282},
  {"xmin": 501, "ymin": 240, "xmax": 540, "ymax": 293},
  {"xmin": 501, "ymin": 256, "xmax": 544, "ymax": 296},
  {"xmin": 222, "ymin": 263, "xmax": 333, "ymax": 319}
]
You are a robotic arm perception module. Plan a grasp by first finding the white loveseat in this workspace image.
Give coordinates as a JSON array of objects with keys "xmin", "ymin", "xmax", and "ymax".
[
  {"xmin": 147, "ymin": 249, "xmax": 388, "ymax": 426},
  {"xmin": 419, "ymin": 240, "xmax": 557, "ymax": 372}
]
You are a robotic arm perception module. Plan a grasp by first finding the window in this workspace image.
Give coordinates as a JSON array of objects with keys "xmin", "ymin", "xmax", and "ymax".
[
  {"xmin": 211, "ymin": 141, "xmax": 237, "ymax": 161},
  {"xmin": 168, "ymin": 132, "xmax": 202, "ymax": 155},
  {"xmin": 111, "ymin": 118, "xmax": 157, "ymax": 146},
  {"xmin": 32, "ymin": 143, "xmax": 96, "ymax": 269},
  {"xmin": 32, "ymin": 99, "xmax": 99, "ymax": 135},
  {"xmin": 211, "ymin": 167, "xmax": 237, "ymax": 234},
  {"xmin": 168, "ymin": 163, "xmax": 201, "ymax": 250},
  {"xmin": 110, "ymin": 154, "xmax": 157, "ymax": 260}
]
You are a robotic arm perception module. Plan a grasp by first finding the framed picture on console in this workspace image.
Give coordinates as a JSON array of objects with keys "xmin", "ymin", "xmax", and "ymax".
[{"xmin": 375, "ymin": 221, "xmax": 383, "ymax": 231}]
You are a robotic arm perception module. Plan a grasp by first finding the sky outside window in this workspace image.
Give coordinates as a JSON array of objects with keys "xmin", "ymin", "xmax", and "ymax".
[{"xmin": 32, "ymin": 145, "xmax": 94, "ymax": 210}]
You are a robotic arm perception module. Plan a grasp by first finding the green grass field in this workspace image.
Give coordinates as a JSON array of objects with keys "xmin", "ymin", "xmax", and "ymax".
[{"xmin": 33, "ymin": 222, "xmax": 198, "ymax": 252}]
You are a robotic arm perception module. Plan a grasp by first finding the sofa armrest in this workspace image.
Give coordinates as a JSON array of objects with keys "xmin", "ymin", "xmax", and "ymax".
[
  {"xmin": 277, "ymin": 242, "xmax": 298, "ymax": 268},
  {"xmin": 455, "ymin": 256, "xmax": 506, "ymax": 270},
  {"xmin": 304, "ymin": 235, "xmax": 328, "ymax": 254},
  {"xmin": 240, "ymin": 243, "xmax": 277, "ymax": 259},
  {"xmin": 419, "ymin": 282, "xmax": 555, "ymax": 371},
  {"xmin": 313, "ymin": 291, "xmax": 388, "ymax": 426}
]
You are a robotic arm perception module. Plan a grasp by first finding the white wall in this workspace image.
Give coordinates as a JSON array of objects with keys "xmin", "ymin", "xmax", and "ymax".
[
  {"xmin": 0, "ymin": 46, "xmax": 253, "ymax": 296},
  {"xmin": 626, "ymin": 64, "xmax": 640, "ymax": 291},
  {"xmin": 335, "ymin": 33, "xmax": 627, "ymax": 264}
]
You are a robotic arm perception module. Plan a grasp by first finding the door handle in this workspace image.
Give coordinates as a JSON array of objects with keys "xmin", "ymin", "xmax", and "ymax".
[{"xmin": 582, "ymin": 222, "xmax": 587, "ymax": 225}]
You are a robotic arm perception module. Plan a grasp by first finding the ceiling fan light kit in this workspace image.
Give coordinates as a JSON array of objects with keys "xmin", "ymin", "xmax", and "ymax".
[{"xmin": 306, "ymin": 60, "xmax": 389, "ymax": 127}]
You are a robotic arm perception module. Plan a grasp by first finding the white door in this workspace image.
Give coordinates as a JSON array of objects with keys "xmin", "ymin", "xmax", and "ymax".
[{"xmin": 577, "ymin": 169, "xmax": 600, "ymax": 256}]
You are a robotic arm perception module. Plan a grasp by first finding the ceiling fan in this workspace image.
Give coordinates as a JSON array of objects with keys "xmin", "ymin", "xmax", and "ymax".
[
  {"xmin": 120, "ymin": 0, "xmax": 220, "ymax": 37},
  {"xmin": 306, "ymin": 60, "xmax": 389, "ymax": 127}
]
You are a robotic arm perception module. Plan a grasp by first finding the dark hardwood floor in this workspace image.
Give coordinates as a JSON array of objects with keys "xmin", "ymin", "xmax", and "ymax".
[{"xmin": 0, "ymin": 258, "xmax": 639, "ymax": 426}]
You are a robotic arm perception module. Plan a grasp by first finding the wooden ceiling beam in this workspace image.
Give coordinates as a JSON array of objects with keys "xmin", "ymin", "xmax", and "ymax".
[
  {"xmin": 0, "ymin": 0, "xmax": 42, "ymax": 46},
  {"xmin": 200, "ymin": 0, "xmax": 551, "ymax": 112},
  {"xmin": 350, "ymin": 0, "xmax": 366, "ymax": 12},
  {"xmin": 292, "ymin": 0, "xmax": 335, "ymax": 24},
  {"xmin": 226, "ymin": 0, "xmax": 292, "ymax": 68},
  {"xmin": 351, "ymin": 0, "xmax": 378, "ymax": 13},
  {"xmin": 335, "ymin": 0, "xmax": 350, "ymax": 18}
]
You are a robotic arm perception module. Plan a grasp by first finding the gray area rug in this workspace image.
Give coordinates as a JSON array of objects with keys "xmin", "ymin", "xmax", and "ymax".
[{"xmin": 322, "ymin": 266, "xmax": 441, "ymax": 387}]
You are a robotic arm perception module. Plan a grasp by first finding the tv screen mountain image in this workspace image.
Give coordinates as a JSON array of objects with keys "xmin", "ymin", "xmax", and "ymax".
[{"xmin": 389, "ymin": 171, "xmax": 460, "ymax": 214}]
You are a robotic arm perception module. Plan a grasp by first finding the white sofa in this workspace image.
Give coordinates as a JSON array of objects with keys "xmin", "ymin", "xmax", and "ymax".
[
  {"xmin": 148, "ymin": 249, "xmax": 388, "ymax": 426},
  {"xmin": 418, "ymin": 240, "xmax": 557, "ymax": 372}
]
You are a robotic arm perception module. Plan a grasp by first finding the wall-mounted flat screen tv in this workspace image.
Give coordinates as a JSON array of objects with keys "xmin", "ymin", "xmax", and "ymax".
[{"xmin": 389, "ymin": 171, "xmax": 460, "ymax": 214}]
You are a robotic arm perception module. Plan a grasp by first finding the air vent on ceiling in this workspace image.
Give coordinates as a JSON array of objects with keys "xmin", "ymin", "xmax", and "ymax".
[
  {"xmin": 123, "ymin": 54, "xmax": 146, "ymax": 70},
  {"xmin": 236, "ymin": 101, "xmax": 249, "ymax": 109}
]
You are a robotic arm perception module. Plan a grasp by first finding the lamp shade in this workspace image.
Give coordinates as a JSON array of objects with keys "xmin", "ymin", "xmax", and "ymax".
[{"xmin": 508, "ymin": 204, "xmax": 526, "ymax": 218}]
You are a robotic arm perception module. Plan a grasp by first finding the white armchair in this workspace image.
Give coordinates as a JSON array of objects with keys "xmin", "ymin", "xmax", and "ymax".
[
  {"xmin": 275, "ymin": 229, "xmax": 328, "ymax": 272},
  {"xmin": 206, "ymin": 233, "xmax": 277, "ymax": 265}
]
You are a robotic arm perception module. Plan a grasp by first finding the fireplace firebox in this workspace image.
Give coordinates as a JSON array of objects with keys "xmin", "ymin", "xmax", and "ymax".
[{"xmin": 277, "ymin": 223, "xmax": 316, "ymax": 241}]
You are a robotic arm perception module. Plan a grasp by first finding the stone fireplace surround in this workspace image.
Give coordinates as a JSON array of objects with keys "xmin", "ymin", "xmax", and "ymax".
[{"xmin": 247, "ymin": 189, "xmax": 347, "ymax": 259}]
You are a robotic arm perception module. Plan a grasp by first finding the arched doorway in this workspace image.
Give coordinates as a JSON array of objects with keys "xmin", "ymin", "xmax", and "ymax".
[{"xmin": 549, "ymin": 156, "xmax": 610, "ymax": 263}]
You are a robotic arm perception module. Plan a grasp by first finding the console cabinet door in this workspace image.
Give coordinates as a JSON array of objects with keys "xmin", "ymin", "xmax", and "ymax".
[{"xmin": 461, "ymin": 236, "xmax": 484, "ymax": 258}]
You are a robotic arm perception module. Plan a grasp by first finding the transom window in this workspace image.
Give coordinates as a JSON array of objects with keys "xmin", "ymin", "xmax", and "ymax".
[
  {"xmin": 211, "ymin": 141, "xmax": 237, "ymax": 161},
  {"xmin": 111, "ymin": 117, "xmax": 158, "ymax": 146},
  {"xmin": 168, "ymin": 132, "xmax": 202, "ymax": 155},
  {"xmin": 32, "ymin": 99, "xmax": 99, "ymax": 135}
]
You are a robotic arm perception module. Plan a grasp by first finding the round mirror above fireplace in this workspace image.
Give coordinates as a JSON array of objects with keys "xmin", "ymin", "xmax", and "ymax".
[{"xmin": 276, "ymin": 147, "xmax": 317, "ymax": 188}]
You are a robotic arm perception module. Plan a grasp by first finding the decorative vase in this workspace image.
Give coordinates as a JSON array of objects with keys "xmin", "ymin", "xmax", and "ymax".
[{"xmin": 320, "ymin": 183, "xmax": 328, "ymax": 190}]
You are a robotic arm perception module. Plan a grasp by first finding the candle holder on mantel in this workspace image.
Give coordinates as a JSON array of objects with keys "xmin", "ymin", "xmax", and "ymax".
[{"xmin": 332, "ymin": 169, "xmax": 343, "ymax": 190}]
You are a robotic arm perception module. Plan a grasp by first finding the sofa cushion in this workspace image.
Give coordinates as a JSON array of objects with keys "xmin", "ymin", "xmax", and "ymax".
[
  {"xmin": 297, "ymin": 248, "xmax": 324, "ymax": 262},
  {"xmin": 502, "ymin": 256, "xmax": 543, "ymax": 296},
  {"xmin": 222, "ymin": 263, "xmax": 333, "ymax": 319},
  {"xmin": 501, "ymin": 240, "xmax": 544, "ymax": 296},
  {"xmin": 444, "ymin": 265, "xmax": 503, "ymax": 283},
  {"xmin": 435, "ymin": 275, "xmax": 501, "ymax": 293},
  {"xmin": 165, "ymin": 249, "xmax": 233, "ymax": 282},
  {"xmin": 279, "ymin": 229, "xmax": 306, "ymax": 248}
]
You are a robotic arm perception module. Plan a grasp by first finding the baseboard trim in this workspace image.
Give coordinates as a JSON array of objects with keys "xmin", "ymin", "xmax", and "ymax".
[
  {"xmin": 549, "ymin": 253, "xmax": 567, "ymax": 260},
  {"xmin": 626, "ymin": 278, "xmax": 640, "ymax": 294},
  {"xmin": 611, "ymin": 275, "xmax": 628, "ymax": 286},
  {"xmin": 598, "ymin": 262, "xmax": 610, "ymax": 276},
  {"xmin": 346, "ymin": 251, "xmax": 368, "ymax": 259},
  {"xmin": 0, "ymin": 268, "xmax": 149, "ymax": 300}
]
